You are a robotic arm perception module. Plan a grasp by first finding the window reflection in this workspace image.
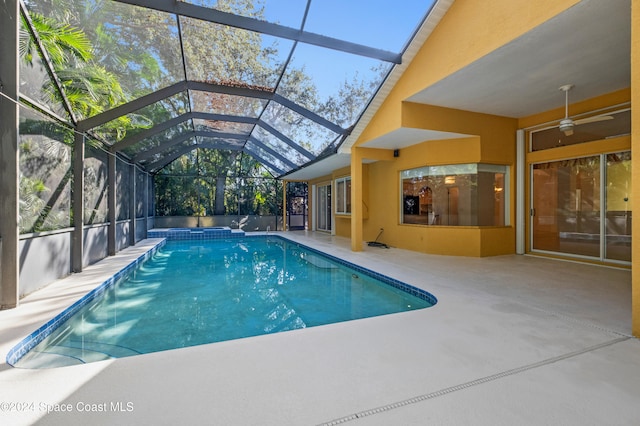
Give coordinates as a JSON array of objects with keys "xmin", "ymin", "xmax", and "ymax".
[
  {"xmin": 401, "ymin": 164, "xmax": 508, "ymax": 226},
  {"xmin": 606, "ymin": 152, "xmax": 632, "ymax": 262},
  {"xmin": 335, "ymin": 177, "xmax": 351, "ymax": 214},
  {"xmin": 531, "ymin": 151, "xmax": 631, "ymax": 263},
  {"xmin": 532, "ymin": 156, "xmax": 601, "ymax": 257},
  {"xmin": 531, "ymin": 110, "xmax": 630, "ymax": 151}
]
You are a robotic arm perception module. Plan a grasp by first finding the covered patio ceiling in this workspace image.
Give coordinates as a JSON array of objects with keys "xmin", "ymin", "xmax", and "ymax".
[{"xmin": 21, "ymin": 0, "xmax": 435, "ymax": 177}]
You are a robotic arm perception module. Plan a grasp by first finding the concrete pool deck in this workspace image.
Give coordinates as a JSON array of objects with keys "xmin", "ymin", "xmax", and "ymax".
[{"xmin": 0, "ymin": 231, "xmax": 638, "ymax": 425}]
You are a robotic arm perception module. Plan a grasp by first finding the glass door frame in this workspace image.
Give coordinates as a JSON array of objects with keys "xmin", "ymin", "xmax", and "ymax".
[
  {"xmin": 529, "ymin": 150, "xmax": 631, "ymax": 265},
  {"xmin": 314, "ymin": 182, "xmax": 332, "ymax": 233}
]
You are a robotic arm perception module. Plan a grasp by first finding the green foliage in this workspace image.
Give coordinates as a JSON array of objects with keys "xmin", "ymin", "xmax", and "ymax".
[
  {"xmin": 20, "ymin": 12, "xmax": 93, "ymax": 67},
  {"xmin": 18, "ymin": 175, "xmax": 49, "ymax": 233},
  {"xmin": 19, "ymin": 0, "xmax": 375, "ymax": 223},
  {"xmin": 53, "ymin": 65, "xmax": 127, "ymax": 118},
  {"xmin": 20, "ymin": 9, "xmax": 150, "ymax": 140},
  {"xmin": 155, "ymin": 149, "xmax": 282, "ymax": 218}
]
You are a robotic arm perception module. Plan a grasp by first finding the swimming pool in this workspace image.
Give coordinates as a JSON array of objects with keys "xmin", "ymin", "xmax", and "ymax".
[{"xmin": 9, "ymin": 236, "xmax": 436, "ymax": 368}]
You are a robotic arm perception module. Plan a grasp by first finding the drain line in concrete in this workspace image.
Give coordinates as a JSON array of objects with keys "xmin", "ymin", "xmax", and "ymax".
[{"xmin": 319, "ymin": 336, "xmax": 629, "ymax": 426}]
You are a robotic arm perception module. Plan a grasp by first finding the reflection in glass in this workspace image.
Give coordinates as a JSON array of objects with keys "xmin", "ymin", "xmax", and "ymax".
[
  {"xmin": 531, "ymin": 110, "xmax": 631, "ymax": 151},
  {"xmin": 605, "ymin": 152, "xmax": 632, "ymax": 262},
  {"xmin": 317, "ymin": 184, "xmax": 332, "ymax": 232},
  {"xmin": 532, "ymin": 156, "xmax": 601, "ymax": 257},
  {"xmin": 336, "ymin": 177, "xmax": 351, "ymax": 214},
  {"xmin": 401, "ymin": 164, "xmax": 508, "ymax": 226},
  {"xmin": 532, "ymin": 152, "xmax": 632, "ymax": 262}
]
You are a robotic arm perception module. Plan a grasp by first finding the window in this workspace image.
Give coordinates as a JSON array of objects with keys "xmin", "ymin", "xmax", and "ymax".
[
  {"xmin": 335, "ymin": 177, "xmax": 351, "ymax": 214},
  {"xmin": 401, "ymin": 164, "xmax": 509, "ymax": 226},
  {"xmin": 530, "ymin": 109, "xmax": 630, "ymax": 152}
]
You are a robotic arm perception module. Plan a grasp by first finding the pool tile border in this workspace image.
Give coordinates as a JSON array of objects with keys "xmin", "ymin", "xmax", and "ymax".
[
  {"xmin": 7, "ymin": 234, "xmax": 437, "ymax": 366},
  {"xmin": 269, "ymin": 235, "xmax": 438, "ymax": 306},
  {"xmin": 148, "ymin": 227, "xmax": 245, "ymax": 240},
  {"xmin": 6, "ymin": 239, "xmax": 167, "ymax": 367}
]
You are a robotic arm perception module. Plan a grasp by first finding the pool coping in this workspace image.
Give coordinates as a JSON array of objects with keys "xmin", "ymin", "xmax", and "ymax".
[
  {"xmin": 6, "ymin": 233, "xmax": 436, "ymax": 367},
  {"xmin": 281, "ymin": 235, "xmax": 437, "ymax": 306}
]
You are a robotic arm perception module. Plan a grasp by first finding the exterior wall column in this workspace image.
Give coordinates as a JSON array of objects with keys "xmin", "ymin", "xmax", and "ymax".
[
  {"xmin": 143, "ymin": 171, "xmax": 149, "ymax": 238},
  {"xmin": 631, "ymin": 0, "xmax": 640, "ymax": 337},
  {"xmin": 0, "ymin": 0, "xmax": 20, "ymax": 308},
  {"xmin": 350, "ymin": 147, "xmax": 363, "ymax": 251},
  {"xmin": 72, "ymin": 132, "xmax": 85, "ymax": 272},
  {"xmin": 108, "ymin": 152, "xmax": 116, "ymax": 255},
  {"xmin": 282, "ymin": 180, "xmax": 287, "ymax": 231},
  {"xmin": 516, "ymin": 129, "xmax": 526, "ymax": 254},
  {"xmin": 129, "ymin": 163, "xmax": 136, "ymax": 246}
]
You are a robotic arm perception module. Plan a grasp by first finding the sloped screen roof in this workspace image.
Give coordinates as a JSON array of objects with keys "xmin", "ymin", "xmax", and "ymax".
[{"xmin": 21, "ymin": 0, "xmax": 433, "ymax": 177}]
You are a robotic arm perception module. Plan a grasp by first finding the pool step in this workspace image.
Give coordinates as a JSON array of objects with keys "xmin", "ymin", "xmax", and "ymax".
[
  {"xmin": 14, "ymin": 340, "xmax": 141, "ymax": 368},
  {"xmin": 300, "ymin": 252, "xmax": 338, "ymax": 269}
]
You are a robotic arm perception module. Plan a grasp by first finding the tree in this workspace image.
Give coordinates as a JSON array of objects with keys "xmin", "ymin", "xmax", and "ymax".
[
  {"xmin": 21, "ymin": 0, "xmax": 382, "ymax": 224},
  {"xmin": 20, "ymin": 11, "xmax": 128, "ymax": 121}
]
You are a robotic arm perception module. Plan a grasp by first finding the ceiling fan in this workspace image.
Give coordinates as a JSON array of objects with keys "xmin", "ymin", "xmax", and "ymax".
[{"xmin": 557, "ymin": 84, "xmax": 613, "ymax": 136}]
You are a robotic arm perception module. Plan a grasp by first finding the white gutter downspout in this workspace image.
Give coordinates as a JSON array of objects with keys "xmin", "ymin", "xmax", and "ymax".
[{"xmin": 516, "ymin": 129, "xmax": 526, "ymax": 254}]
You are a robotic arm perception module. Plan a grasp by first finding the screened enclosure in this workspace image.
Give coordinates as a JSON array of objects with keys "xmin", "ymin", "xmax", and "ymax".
[
  {"xmin": 15, "ymin": 0, "xmax": 431, "ymax": 233},
  {"xmin": 2, "ymin": 0, "xmax": 434, "ymax": 296}
]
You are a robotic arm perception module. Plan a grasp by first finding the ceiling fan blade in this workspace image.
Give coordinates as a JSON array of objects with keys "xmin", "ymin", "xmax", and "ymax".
[{"xmin": 573, "ymin": 115, "xmax": 614, "ymax": 126}]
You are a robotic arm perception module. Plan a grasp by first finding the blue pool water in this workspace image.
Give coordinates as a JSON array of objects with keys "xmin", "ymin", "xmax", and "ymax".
[{"xmin": 12, "ymin": 236, "xmax": 436, "ymax": 368}]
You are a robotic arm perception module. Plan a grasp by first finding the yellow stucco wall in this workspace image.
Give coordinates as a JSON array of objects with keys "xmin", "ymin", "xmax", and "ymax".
[
  {"xmin": 361, "ymin": 126, "xmax": 516, "ymax": 257},
  {"xmin": 345, "ymin": 0, "xmax": 584, "ymax": 256},
  {"xmin": 306, "ymin": 165, "xmax": 369, "ymax": 238},
  {"xmin": 303, "ymin": 0, "xmax": 638, "ymax": 335},
  {"xmin": 357, "ymin": 0, "xmax": 582, "ymax": 145}
]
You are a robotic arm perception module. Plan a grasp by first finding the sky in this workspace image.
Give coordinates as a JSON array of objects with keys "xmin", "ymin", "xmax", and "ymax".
[
  {"xmin": 263, "ymin": 0, "xmax": 433, "ymax": 52},
  {"xmin": 259, "ymin": 0, "xmax": 436, "ymax": 100},
  {"xmin": 180, "ymin": 0, "xmax": 436, "ymax": 100}
]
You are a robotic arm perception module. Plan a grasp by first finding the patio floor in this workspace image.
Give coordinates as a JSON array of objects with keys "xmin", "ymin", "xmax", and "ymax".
[{"xmin": 0, "ymin": 231, "xmax": 638, "ymax": 425}]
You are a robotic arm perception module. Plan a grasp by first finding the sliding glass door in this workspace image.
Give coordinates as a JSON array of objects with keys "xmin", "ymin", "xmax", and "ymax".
[
  {"xmin": 605, "ymin": 152, "xmax": 632, "ymax": 261},
  {"xmin": 316, "ymin": 183, "xmax": 331, "ymax": 232},
  {"xmin": 531, "ymin": 151, "xmax": 631, "ymax": 263}
]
